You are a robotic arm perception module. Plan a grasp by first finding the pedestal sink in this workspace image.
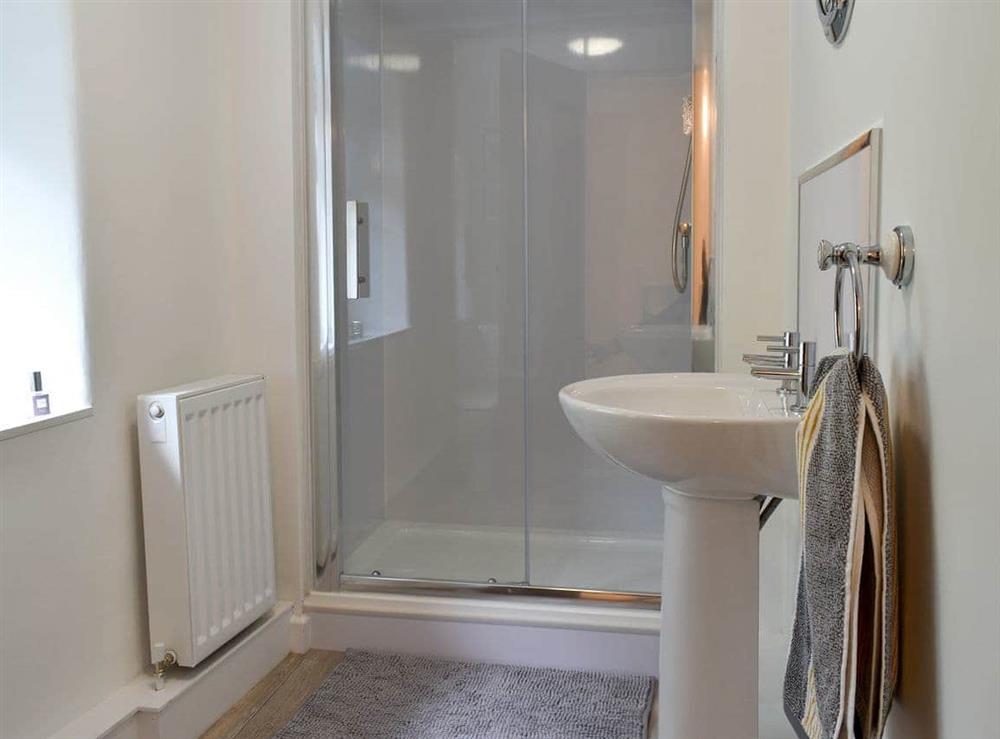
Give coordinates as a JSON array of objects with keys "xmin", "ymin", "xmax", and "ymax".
[{"xmin": 559, "ymin": 373, "xmax": 799, "ymax": 739}]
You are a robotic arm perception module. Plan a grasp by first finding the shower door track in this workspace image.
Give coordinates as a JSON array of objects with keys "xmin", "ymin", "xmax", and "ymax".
[{"xmin": 339, "ymin": 574, "xmax": 661, "ymax": 609}]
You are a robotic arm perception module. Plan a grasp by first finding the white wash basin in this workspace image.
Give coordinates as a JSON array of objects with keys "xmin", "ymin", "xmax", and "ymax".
[{"xmin": 559, "ymin": 373, "xmax": 799, "ymax": 500}]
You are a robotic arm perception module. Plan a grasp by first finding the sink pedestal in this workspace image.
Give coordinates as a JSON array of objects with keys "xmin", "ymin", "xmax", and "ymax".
[
  {"xmin": 658, "ymin": 487, "xmax": 759, "ymax": 739},
  {"xmin": 557, "ymin": 373, "xmax": 797, "ymax": 739}
]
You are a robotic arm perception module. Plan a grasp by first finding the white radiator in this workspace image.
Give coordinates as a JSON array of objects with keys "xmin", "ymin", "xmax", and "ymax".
[{"xmin": 137, "ymin": 375, "xmax": 276, "ymax": 668}]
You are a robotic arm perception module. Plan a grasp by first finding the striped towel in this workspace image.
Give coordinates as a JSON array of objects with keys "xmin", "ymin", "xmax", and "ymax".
[{"xmin": 783, "ymin": 353, "xmax": 898, "ymax": 738}]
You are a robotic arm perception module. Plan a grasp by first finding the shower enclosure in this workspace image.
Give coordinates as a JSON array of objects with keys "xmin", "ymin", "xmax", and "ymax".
[{"xmin": 310, "ymin": 0, "xmax": 713, "ymax": 599}]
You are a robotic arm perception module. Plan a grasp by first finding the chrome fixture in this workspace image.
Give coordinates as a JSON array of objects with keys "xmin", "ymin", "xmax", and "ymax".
[
  {"xmin": 671, "ymin": 97, "xmax": 693, "ymax": 292},
  {"xmin": 742, "ymin": 331, "xmax": 817, "ymax": 412},
  {"xmin": 340, "ymin": 573, "xmax": 660, "ymax": 608},
  {"xmin": 151, "ymin": 642, "xmax": 177, "ymax": 691},
  {"xmin": 816, "ymin": 0, "xmax": 855, "ymax": 46},
  {"xmin": 817, "ymin": 225, "xmax": 915, "ymax": 358},
  {"xmin": 817, "ymin": 225, "xmax": 915, "ymax": 287},
  {"xmin": 346, "ymin": 200, "xmax": 370, "ymax": 300}
]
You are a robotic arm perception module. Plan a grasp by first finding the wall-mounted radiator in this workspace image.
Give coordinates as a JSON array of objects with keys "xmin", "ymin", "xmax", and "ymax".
[{"xmin": 137, "ymin": 375, "xmax": 276, "ymax": 668}]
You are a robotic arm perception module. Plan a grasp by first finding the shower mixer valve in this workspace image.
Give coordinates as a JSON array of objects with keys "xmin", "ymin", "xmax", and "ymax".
[{"xmin": 742, "ymin": 331, "xmax": 816, "ymax": 412}]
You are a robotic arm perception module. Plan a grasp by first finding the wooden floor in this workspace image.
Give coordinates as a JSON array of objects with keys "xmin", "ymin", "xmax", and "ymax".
[
  {"xmin": 200, "ymin": 650, "xmax": 344, "ymax": 739},
  {"xmin": 201, "ymin": 648, "xmax": 658, "ymax": 739}
]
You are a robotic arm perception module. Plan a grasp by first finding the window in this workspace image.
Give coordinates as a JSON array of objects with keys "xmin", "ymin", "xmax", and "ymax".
[{"xmin": 0, "ymin": 0, "xmax": 91, "ymax": 437}]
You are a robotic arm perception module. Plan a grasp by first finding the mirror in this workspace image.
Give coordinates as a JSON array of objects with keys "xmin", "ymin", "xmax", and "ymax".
[{"xmin": 797, "ymin": 128, "xmax": 882, "ymax": 359}]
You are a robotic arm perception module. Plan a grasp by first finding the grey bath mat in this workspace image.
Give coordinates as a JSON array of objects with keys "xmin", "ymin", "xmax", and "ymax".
[{"xmin": 273, "ymin": 649, "xmax": 655, "ymax": 738}]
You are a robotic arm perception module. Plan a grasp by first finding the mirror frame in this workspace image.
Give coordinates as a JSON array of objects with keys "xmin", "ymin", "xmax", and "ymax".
[{"xmin": 796, "ymin": 127, "xmax": 882, "ymax": 357}]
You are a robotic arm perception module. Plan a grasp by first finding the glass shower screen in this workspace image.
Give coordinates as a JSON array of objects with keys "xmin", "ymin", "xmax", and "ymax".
[{"xmin": 329, "ymin": 0, "xmax": 693, "ymax": 594}]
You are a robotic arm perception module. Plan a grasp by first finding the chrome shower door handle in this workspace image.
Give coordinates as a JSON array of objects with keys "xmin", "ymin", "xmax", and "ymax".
[{"xmin": 346, "ymin": 200, "xmax": 370, "ymax": 300}]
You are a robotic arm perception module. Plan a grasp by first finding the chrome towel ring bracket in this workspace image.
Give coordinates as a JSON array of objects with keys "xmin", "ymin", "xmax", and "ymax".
[{"xmin": 817, "ymin": 225, "xmax": 915, "ymax": 359}]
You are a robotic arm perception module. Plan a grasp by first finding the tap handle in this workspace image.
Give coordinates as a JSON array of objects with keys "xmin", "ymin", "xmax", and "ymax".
[
  {"xmin": 743, "ymin": 353, "xmax": 787, "ymax": 366},
  {"xmin": 757, "ymin": 331, "xmax": 799, "ymax": 346}
]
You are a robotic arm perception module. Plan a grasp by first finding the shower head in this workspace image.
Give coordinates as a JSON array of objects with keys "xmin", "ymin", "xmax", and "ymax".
[{"xmin": 682, "ymin": 95, "xmax": 693, "ymax": 137}]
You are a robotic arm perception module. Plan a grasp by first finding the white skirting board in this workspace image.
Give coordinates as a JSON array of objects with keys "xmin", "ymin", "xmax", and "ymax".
[
  {"xmin": 304, "ymin": 592, "xmax": 661, "ymax": 676},
  {"xmin": 48, "ymin": 602, "xmax": 293, "ymax": 739}
]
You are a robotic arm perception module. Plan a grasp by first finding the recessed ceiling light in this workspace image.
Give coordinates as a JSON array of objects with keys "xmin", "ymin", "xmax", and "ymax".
[{"xmin": 567, "ymin": 36, "xmax": 623, "ymax": 57}]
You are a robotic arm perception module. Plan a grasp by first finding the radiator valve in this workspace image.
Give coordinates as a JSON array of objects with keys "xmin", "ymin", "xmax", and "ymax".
[{"xmin": 152, "ymin": 642, "xmax": 178, "ymax": 691}]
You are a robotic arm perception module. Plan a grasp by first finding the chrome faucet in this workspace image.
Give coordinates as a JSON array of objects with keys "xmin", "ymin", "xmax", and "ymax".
[{"xmin": 742, "ymin": 331, "xmax": 816, "ymax": 412}]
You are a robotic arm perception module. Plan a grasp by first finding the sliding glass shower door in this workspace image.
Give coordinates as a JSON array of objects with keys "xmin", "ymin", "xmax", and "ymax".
[
  {"xmin": 523, "ymin": 1, "xmax": 692, "ymax": 592},
  {"xmin": 327, "ymin": 0, "xmax": 693, "ymax": 594},
  {"xmin": 335, "ymin": 0, "xmax": 527, "ymax": 585}
]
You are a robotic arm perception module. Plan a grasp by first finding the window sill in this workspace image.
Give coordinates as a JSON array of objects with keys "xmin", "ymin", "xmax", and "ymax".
[{"xmin": 0, "ymin": 406, "xmax": 94, "ymax": 442}]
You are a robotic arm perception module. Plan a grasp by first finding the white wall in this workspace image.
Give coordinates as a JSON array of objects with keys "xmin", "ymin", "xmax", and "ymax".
[
  {"xmin": 715, "ymin": 0, "xmax": 792, "ymax": 373},
  {"xmin": 584, "ymin": 73, "xmax": 692, "ymax": 372},
  {"xmin": 0, "ymin": 3, "xmax": 306, "ymax": 738},
  {"xmin": 219, "ymin": 0, "xmax": 309, "ymax": 622},
  {"xmin": 713, "ymin": 4, "xmax": 798, "ymax": 736},
  {"xmin": 788, "ymin": 1, "xmax": 1000, "ymax": 736},
  {"xmin": 719, "ymin": 3, "xmax": 1000, "ymax": 735}
]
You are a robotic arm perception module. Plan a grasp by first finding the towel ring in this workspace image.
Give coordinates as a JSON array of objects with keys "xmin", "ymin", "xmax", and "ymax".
[
  {"xmin": 817, "ymin": 242, "xmax": 864, "ymax": 357},
  {"xmin": 817, "ymin": 225, "xmax": 916, "ymax": 360},
  {"xmin": 834, "ymin": 247, "xmax": 864, "ymax": 357}
]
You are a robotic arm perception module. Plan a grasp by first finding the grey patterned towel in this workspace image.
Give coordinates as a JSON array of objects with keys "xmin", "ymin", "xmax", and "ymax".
[{"xmin": 783, "ymin": 354, "xmax": 897, "ymax": 738}]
